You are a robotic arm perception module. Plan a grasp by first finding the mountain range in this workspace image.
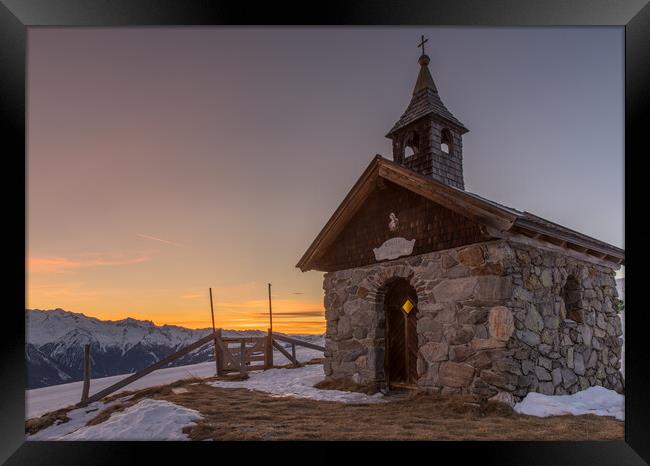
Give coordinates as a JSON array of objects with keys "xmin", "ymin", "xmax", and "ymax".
[{"xmin": 25, "ymin": 308, "xmax": 322, "ymax": 389}]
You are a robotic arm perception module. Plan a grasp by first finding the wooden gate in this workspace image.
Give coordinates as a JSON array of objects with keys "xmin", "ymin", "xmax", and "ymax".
[
  {"xmin": 218, "ymin": 335, "xmax": 271, "ymax": 373},
  {"xmin": 79, "ymin": 328, "xmax": 324, "ymax": 406}
]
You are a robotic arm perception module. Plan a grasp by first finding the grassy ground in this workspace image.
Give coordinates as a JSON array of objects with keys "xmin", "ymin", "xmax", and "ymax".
[
  {"xmin": 27, "ymin": 377, "xmax": 624, "ymax": 441},
  {"xmin": 159, "ymin": 382, "xmax": 623, "ymax": 441}
]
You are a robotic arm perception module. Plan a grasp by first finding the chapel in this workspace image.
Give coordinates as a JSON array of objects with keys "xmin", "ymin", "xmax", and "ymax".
[{"xmin": 296, "ymin": 42, "xmax": 625, "ymax": 401}]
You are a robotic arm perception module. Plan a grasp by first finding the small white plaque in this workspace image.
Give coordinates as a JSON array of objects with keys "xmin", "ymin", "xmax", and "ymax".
[{"xmin": 373, "ymin": 237, "xmax": 416, "ymax": 261}]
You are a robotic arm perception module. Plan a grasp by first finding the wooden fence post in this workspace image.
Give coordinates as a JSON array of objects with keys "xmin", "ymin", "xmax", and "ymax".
[
  {"xmin": 215, "ymin": 328, "xmax": 225, "ymax": 376},
  {"xmin": 240, "ymin": 340, "xmax": 247, "ymax": 370},
  {"xmin": 81, "ymin": 344, "xmax": 91, "ymax": 404},
  {"xmin": 266, "ymin": 328, "xmax": 274, "ymax": 368},
  {"xmin": 291, "ymin": 343, "xmax": 296, "ymax": 364},
  {"xmin": 209, "ymin": 288, "xmax": 219, "ymax": 376}
]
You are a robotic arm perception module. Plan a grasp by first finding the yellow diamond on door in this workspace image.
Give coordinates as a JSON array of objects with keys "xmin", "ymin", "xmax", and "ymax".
[{"xmin": 402, "ymin": 298, "xmax": 414, "ymax": 314}]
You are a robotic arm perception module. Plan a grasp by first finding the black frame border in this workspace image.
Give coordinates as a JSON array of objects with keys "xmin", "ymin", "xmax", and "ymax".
[{"xmin": 1, "ymin": 1, "xmax": 648, "ymax": 464}]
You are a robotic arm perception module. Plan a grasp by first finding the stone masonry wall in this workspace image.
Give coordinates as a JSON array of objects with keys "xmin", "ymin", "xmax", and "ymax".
[
  {"xmin": 322, "ymin": 238, "xmax": 624, "ymax": 402},
  {"xmin": 322, "ymin": 239, "xmax": 514, "ymax": 396},
  {"xmin": 501, "ymin": 242, "xmax": 624, "ymax": 399}
]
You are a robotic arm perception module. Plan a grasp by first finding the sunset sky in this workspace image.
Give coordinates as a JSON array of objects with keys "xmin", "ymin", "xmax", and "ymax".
[{"xmin": 27, "ymin": 27, "xmax": 624, "ymax": 334}]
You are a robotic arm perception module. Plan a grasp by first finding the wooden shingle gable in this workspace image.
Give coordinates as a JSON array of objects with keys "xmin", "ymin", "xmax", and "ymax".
[{"xmin": 296, "ymin": 156, "xmax": 624, "ymax": 272}]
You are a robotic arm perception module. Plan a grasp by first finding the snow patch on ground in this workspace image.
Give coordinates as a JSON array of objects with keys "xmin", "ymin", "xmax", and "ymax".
[
  {"xmin": 514, "ymin": 386, "xmax": 624, "ymax": 421},
  {"xmin": 31, "ymin": 399, "xmax": 202, "ymax": 441},
  {"xmin": 27, "ymin": 400, "xmax": 116, "ymax": 440},
  {"xmin": 63, "ymin": 399, "xmax": 201, "ymax": 440},
  {"xmin": 26, "ymin": 344, "xmax": 322, "ymax": 418},
  {"xmin": 210, "ymin": 364, "xmax": 384, "ymax": 404},
  {"xmin": 26, "ymin": 361, "xmax": 217, "ymax": 418}
]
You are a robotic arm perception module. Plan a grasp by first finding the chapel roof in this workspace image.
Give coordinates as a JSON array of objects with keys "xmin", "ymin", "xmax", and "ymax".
[
  {"xmin": 296, "ymin": 156, "xmax": 625, "ymax": 272},
  {"xmin": 386, "ymin": 54, "xmax": 469, "ymax": 137}
]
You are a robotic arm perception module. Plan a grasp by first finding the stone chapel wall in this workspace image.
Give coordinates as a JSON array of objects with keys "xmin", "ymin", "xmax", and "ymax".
[
  {"xmin": 501, "ymin": 242, "xmax": 625, "ymax": 399},
  {"xmin": 322, "ymin": 238, "xmax": 624, "ymax": 401},
  {"xmin": 322, "ymin": 239, "xmax": 515, "ymax": 396}
]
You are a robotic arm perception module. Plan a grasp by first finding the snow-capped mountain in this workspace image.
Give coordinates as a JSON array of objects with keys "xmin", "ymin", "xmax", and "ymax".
[{"xmin": 26, "ymin": 309, "xmax": 318, "ymax": 389}]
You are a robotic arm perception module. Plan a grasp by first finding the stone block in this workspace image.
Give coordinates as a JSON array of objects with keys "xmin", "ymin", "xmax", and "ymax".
[
  {"xmin": 350, "ymin": 310, "xmax": 373, "ymax": 328},
  {"xmin": 544, "ymin": 315, "xmax": 560, "ymax": 330},
  {"xmin": 337, "ymin": 315, "xmax": 352, "ymax": 340},
  {"xmin": 538, "ymin": 381, "xmax": 555, "ymax": 395},
  {"xmin": 488, "ymin": 306, "xmax": 514, "ymax": 341},
  {"xmin": 535, "ymin": 366, "xmax": 552, "ymax": 381},
  {"xmin": 561, "ymin": 368, "xmax": 578, "ymax": 387},
  {"xmin": 467, "ymin": 308, "xmax": 489, "ymax": 324},
  {"xmin": 480, "ymin": 369, "xmax": 506, "ymax": 388},
  {"xmin": 518, "ymin": 374, "xmax": 534, "ymax": 387},
  {"xmin": 417, "ymin": 318, "xmax": 444, "ymax": 337},
  {"xmin": 353, "ymin": 328, "xmax": 367, "ymax": 339},
  {"xmin": 574, "ymin": 352, "xmax": 585, "ymax": 375},
  {"xmin": 489, "ymin": 391, "xmax": 515, "ymax": 408},
  {"xmin": 433, "ymin": 277, "xmax": 477, "ymax": 303},
  {"xmin": 540, "ymin": 269, "xmax": 553, "ymax": 288},
  {"xmin": 433, "ymin": 306, "xmax": 456, "ymax": 323},
  {"xmin": 471, "ymin": 338, "xmax": 506, "ymax": 351},
  {"xmin": 439, "ymin": 362, "xmax": 475, "ymax": 387},
  {"xmin": 471, "ymin": 379, "xmax": 498, "ymax": 397},
  {"xmin": 551, "ymin": 367, "xmax": 562, "ymax": 386},
  {"xmin": 458, "ymin": 245, "xmax": 485, "ymax": 266},
  {"xmin": 474, "ymin": 276, "xmax": 512, "ymax": 301},
  {"xmin": 446, "ymin": 264, "xmax": 471, "ymax": 279},
  {"xmin": 445, "ymin": 325, "xmax": 474, "ymax": 345},
  {"xmin": 474, "ymin": 324, "xmax": 488, "ymax": 339},
  {"xmin": 524, "ymin": 305, "xmax": 545, "ymax": 332},
  {"xmin": 420, "ymin": 342, "xmax": 449, "ymax": 363},
  {"xmin": 441, "ymin": 254, "xmax": 458, "ymax": 269},
  {"xmin": 522, "ymin": 359, "xmax": 534, "ymax": 375},
  {"xmin": 449, "ymin": 344, "xmax": 473, "ymax": 362},
  {"xmin": 324, "ymin": 359, "xmax": 333, "ymax": 376},
  {"xmin": 538, "ymin": 356, "xmax": 552, "ymax": 371},
  {"xmin": 518, "ymin": 330, "xmax": 541, "ymax": 347}
]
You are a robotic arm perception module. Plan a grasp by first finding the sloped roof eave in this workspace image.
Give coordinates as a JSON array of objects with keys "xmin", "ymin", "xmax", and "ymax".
[{"xmin": 296, "ymin": 156, "xmax": 625, "ymax": 272}]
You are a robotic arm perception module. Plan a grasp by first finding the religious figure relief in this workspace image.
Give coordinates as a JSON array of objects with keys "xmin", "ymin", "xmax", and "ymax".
[
  {"xmin": 373, "ymin": 237, "xmax": 416, "ymax": 261},
  {"xmin": 388, "ymin": 212, "xmax": 399, "ymax": 232}
]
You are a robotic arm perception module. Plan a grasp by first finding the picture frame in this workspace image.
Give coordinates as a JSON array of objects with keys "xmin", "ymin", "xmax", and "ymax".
[{"xmin": 1, "ymin": 0, "xmax": 647, "ymax": 463}]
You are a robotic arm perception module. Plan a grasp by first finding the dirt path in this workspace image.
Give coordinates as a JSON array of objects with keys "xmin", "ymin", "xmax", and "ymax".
[{"xmin": 156, "ymin": 382, "xmax": 623, "ymax": 441}]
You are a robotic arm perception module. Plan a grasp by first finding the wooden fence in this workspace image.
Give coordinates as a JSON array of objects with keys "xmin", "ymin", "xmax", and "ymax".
[{"xmin": 79, "ymin": 328, "xmax": 324, "ymax": 406}]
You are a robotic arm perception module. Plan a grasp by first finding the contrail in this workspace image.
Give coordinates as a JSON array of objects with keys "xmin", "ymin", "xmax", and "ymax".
[{"xmin": 136, "ymin": 233, "xmax": 186, "ymax": 247}]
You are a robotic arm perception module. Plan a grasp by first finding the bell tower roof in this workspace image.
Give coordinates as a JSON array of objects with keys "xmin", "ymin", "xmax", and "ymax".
[{"xmin": 386, "ymin": 53, "xmax": 468, "ymax": 138}]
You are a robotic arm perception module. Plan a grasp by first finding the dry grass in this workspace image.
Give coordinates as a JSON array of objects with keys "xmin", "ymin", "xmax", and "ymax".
[
  {"xmin": 214, "ymin": 372, "xmax": 250, "ymax": 382},
  {"xmin": 26, "ymin": 374, "xmax": 624, "ymax": 441},
  {"xmin": 85, "ymin": 403, "xmax": 130, "ymax": 426},
  {"xmin": 154, "ymin": 383, "xmax": 624, "ymax": 441},
  {"xmin": 25, "ymin": 376, "xmax": 207, "ymax": 435},
  {"xmin": 303, "ymin": 358, "xmax": 324, "ymax": 365},
  {"xmin": 313, "ymin": 378, "xmax": 380, "ymax": 395},
  {"xmin": 25, "ymin": 408, "xmax": 71, "ymax": 435},
  {"xmin": 103, "ymin": 376, "xmax": 206, "ymax": 403}
]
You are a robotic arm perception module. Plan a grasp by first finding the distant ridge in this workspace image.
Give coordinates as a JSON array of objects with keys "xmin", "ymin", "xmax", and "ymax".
[{"xmin": 26, "ymin": 308, "xmax": 322, "ymax": 389}]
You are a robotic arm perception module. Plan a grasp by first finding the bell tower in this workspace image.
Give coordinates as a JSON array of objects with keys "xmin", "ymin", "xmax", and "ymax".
[{"xmin": 386, "ymin": 37, "xmax": 469, "ymax": 190}]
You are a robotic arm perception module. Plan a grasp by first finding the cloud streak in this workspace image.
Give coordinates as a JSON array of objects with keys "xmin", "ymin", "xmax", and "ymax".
[
  {"xmin": 28, "ymin": 253, "xmax": 152, "ymax": 273},
  {"xmin": 136, "ymin": 233, "xmax": 186, "ymax": 248},
  {"xmin": 252, "ymin": 310, "xmax": 323, "ymax": 318}
]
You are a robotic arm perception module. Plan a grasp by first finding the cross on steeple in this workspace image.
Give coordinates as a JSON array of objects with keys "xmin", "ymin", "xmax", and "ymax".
[{"xmin": 417, "ymin": 35, "xmax": 428, "ymax": 56}]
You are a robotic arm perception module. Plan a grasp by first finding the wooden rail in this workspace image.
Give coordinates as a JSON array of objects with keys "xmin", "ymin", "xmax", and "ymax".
[
  {"xmin": 81, "ymin": 332, "xmax": 223, "ymax": 405},
  {"xmin": 272, "ymin": 340, "xmax": 299, "ymax": 366},
  {"xmin": 272, "ymin": 333, "xmax": 325, "ymax": 352},
  {"xmin": 78, "ymin": 330, "xmax": 323, "ymax": 405}
]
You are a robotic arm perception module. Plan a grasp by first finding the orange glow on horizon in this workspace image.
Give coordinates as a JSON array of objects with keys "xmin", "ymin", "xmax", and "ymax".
[{"xmin": 27, "ymin": 287, "xmax": 326, "ymax": 334}]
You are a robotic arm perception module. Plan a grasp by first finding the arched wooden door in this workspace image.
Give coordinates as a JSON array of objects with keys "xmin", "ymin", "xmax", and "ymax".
[{"xmin": 384, "ymin": 279, "xmax": 418, "ymax": 387}]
